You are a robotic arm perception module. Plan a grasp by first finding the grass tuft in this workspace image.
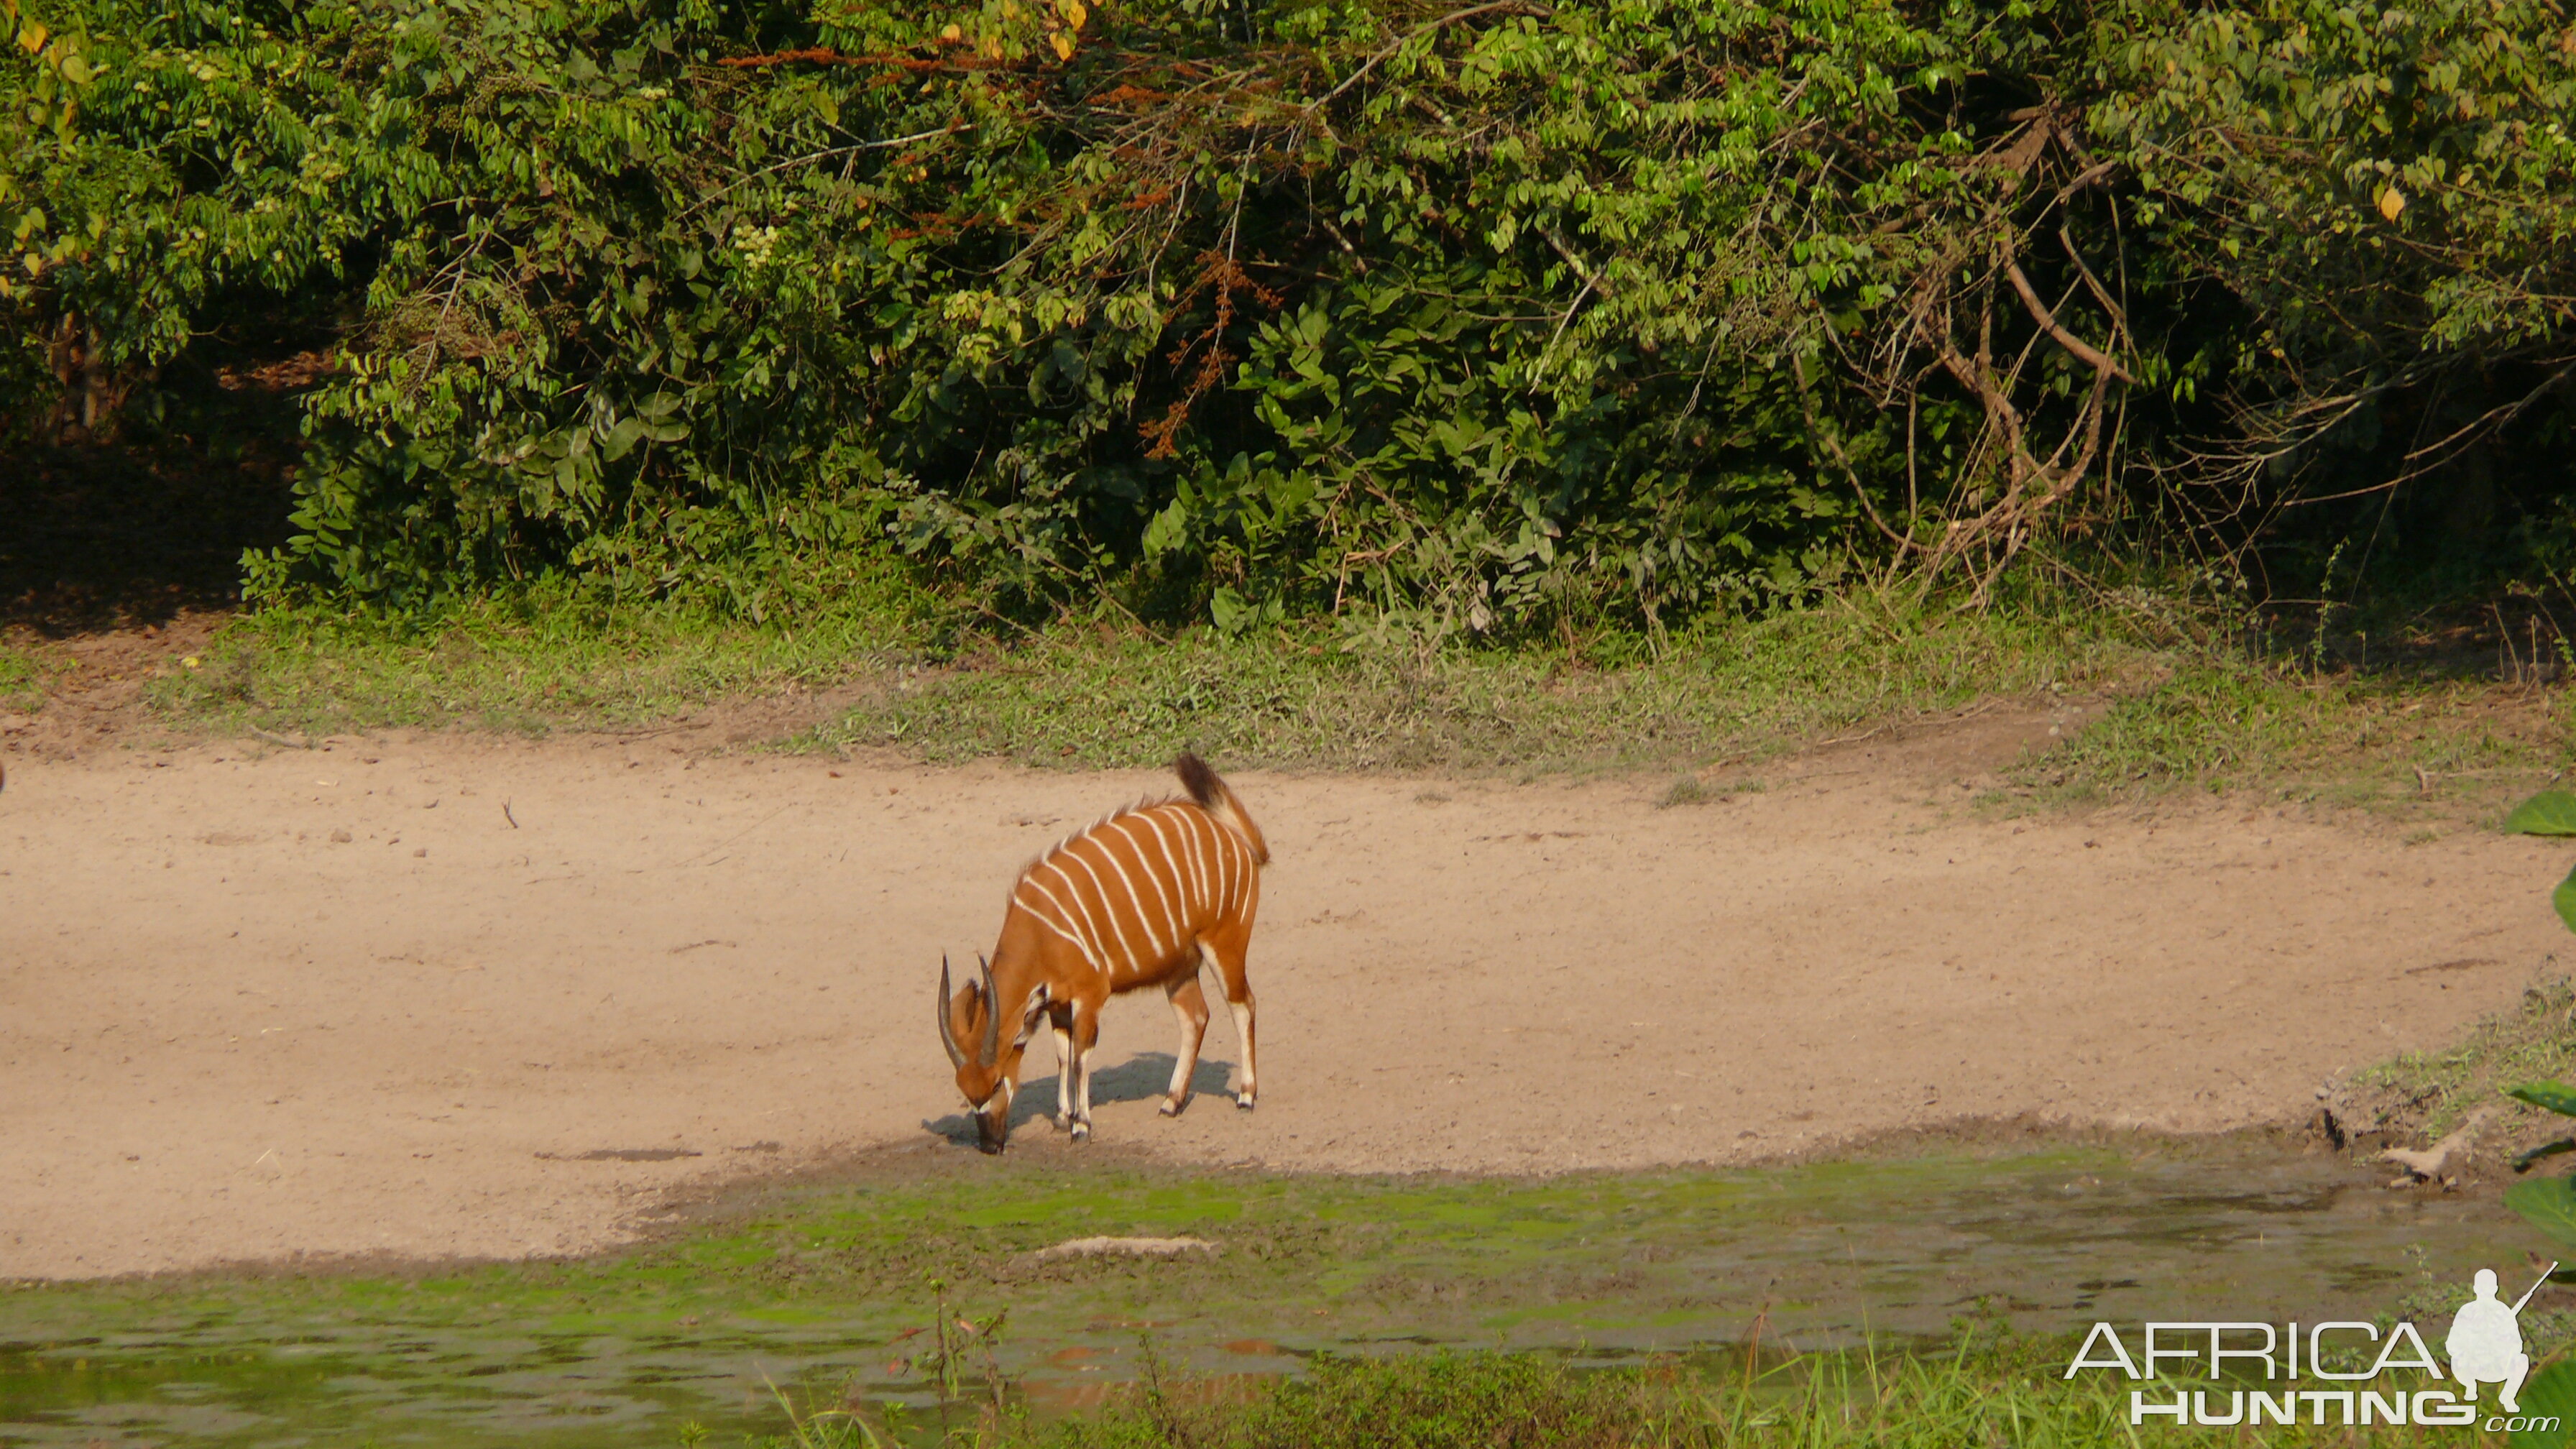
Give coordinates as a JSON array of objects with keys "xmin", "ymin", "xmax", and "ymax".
[{"xmin": 1659, "ymin": 776, "xmax": 1711, "ymax": 807}]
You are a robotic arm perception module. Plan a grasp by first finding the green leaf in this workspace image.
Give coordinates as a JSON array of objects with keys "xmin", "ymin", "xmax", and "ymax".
[
  {"xmin": 2513, "ymin": 1358, "xmax": 2576, "ymax": 1448},
  {"xmin": 2504, "ymin": 792, "xmax": 2576, "ymax": 836},
  {"xmin": 641, "ymin": 419, "xmax": 689, "ymax": 443},
  {"xmin": 2506, "ymin": 1176, "xmax": 2576, "ymax": 1247},
  {"xmin": 1209, "ymin": 585, "xmax": 1248, "ymax": 636},
  {"xmin": 600, "ymin": 415, "xmax": 647, "ymax": 462},
  {"xmin": 1141, "ymin": 501, "xmax": 1186, "ymax": 558},
  {"xmin": 2512, "ymin": 1082, "xmax": 2576, "ymax": 1118}
]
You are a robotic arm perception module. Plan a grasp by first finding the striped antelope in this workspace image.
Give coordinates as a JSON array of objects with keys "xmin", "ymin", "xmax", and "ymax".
[{"xmin": 937, "ymin": 753, "xmax": 1269, "ymax": 1152}]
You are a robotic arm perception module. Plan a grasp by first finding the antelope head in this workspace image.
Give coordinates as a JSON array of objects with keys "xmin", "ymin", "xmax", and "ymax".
[{"xmin": 936, "ymin": 954, "xmax": 1046, "ymax": 1152}]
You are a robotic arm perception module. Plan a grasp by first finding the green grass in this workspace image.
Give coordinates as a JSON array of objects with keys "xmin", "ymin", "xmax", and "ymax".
[
  {"xmin": 1006, "ymin": 1346, "xmax": 2133, "ymax": 1449},
  {"xmin": 0, "ymin": 1144, "xmax": 2511, "ymax": 1448},
  {"xmin": 809, "ymin": 595, "xmax": 2134, "ymax": 775},
  {"xmin": 144, "ymin": 577, "xmax": 2140, "ymax": 772},
  {"xmin": 150, "ymin": 565, "xmax": 939, "ymax": 736},
  {"xmin": 0, "ymin": 638, "xmax": 48, "ymax": 712},
  {"xmin": 97, "ymin": 564, "xmax": 2575, "ymax": 811},
  {"xmin": 763, "ymin": 1339, "xmax": 2509, "ymax": 1449},
  {"xmin": 2355, "ymin": 974, "xmax": 2576, "ymax": 1141},
  {"xmin": 2011, "ymin": 655, "xmax": 2569, "ymax": 815}
]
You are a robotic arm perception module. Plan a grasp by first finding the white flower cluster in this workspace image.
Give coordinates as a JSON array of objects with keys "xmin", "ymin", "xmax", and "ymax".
[{"xmin": 733, "ymin": 224, "xmax": 782, "ymax": 268}]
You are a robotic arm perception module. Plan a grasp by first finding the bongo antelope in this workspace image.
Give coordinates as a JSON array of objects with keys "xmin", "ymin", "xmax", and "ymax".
[{"xmin": 937, "ymin": 753, "xmax": 1269, "ymax": 1152}]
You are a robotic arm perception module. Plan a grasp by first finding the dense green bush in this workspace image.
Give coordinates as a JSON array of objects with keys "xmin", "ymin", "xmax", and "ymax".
[
  {"xmin": 3, "ymin": 0, "xmax": 2569, "ymax": 625},
  {"xmin": 2094, "ymin": 0, "xmax": 2576, "ymax": 588}
]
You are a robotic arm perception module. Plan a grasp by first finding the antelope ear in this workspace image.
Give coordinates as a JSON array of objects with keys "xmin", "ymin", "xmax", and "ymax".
[{"xmin": 1014, "ymin": 983, "xmax": 1053, "ymax": 1043}]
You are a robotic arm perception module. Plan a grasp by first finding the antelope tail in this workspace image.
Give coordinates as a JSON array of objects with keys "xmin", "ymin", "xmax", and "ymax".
[{"xmin": 1174, "ymin": 752, "xmax": 1267, "ymax": 865}]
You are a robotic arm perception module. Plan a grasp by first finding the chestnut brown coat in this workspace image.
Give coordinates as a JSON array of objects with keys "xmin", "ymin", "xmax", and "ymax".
[{"xmin": 937, "ymin": 753, "xmax": 1268, "ymax": 1151}]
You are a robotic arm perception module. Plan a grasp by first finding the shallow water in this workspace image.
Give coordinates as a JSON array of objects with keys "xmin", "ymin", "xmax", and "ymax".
[{"xmin": 0, "ymin": 1142, "xmax": 2528, "ymax": 1447}]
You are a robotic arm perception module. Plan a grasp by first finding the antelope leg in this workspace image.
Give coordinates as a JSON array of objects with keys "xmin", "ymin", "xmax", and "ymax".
[{"xmin": 1162, "ymin": 967, "xmax": 1210, "ymax": 1116}]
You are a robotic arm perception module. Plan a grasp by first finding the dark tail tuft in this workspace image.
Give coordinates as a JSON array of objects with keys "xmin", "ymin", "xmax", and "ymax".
[
  {"xmin": 1176, "ymin": 751, "xmax": 1220, "ymax": 810},
  {"xmin": 1174, "ymin": 750, "xmax": 1269, "ymax": 865}
]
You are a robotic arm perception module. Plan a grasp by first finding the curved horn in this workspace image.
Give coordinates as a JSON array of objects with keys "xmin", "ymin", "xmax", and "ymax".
[
  {"xmin": 978, "ymin": 953, "xmax": 1001, "ymax": 1067},
  {"xmin": 936, "ymin": 954, "xmax": 965, "ymax": 1068}
]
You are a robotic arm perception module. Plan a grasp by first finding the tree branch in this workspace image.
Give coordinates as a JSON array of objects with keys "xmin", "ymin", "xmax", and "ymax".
[{"xmin": 2004, "ymin": 257, "xmax": 2132, "ymax": 382}]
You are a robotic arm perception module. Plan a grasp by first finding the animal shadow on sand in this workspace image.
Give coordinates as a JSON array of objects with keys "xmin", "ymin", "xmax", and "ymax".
[{"xmin": 924, "ymin": 1053, "xmax": 1236, "ymax": 1149}]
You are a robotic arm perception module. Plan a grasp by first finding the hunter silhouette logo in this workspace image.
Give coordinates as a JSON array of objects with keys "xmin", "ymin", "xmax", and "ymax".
[
  {"xmin": 2446, "ymin": 1264, "xmax": 2552, "ymax": 1414},
  {"xmin": 2065, "ymin": 1261, "xmax": 2563, "ymax": 1430}
]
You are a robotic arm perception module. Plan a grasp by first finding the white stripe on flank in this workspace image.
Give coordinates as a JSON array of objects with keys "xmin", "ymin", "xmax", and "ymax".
[
  {"xmin": 1170, "ymin": 807, "xmax": 1210, "ymax": 922},
  {"xmin": 1020, "ymin": 878, "xmax": 1100, "ymax": 967},
  {"xmin": 1092, "ymin": 822, "xmax": 1171, "ymax": 960},
  {"xmin": 1016, "ymin": 880, "xmax": 1105, "ymax": 970},
  {"xmin": 1185, "ymin": 807, "xmax": 1218, "ymax": 919},
  {"xmin": 1169, "ymin": 806, "xmax": 1210, "ymax": 921},
  {"xmin": 1059, "ymin": 844, "xmax": 1141, "ymax": 974},
  {"xmin": 1037, "ymin": 857, "xmax": 1119, "ymax": 971},
  {"xmin": 1114, "ymin": 814, "xmax": 1186, "ymax": 947},
  {"xmin": 1008, "ymin": 797, "xmax": 1260, "ymax": 996},
  {"xmin": 1210, "ymin": 812, "xmax": 1236, "ymax": 914}
]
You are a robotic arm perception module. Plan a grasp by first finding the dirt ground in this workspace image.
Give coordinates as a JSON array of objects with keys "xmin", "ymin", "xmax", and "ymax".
[{"xmin": 2, "ymin": 700, "xmax": 2569, "ymax": 1281}]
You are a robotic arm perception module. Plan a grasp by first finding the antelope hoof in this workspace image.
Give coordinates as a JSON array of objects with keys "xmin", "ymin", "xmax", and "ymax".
[
  {"xmin": 1070, "ymin": 1119, "xmax": 1091, "ymax": 1143},
  {"xmin": 1159, "ymin": 1094, "xmax": 1187, "ymax": 1118},
  {"xmin": 1235, "ymin": 1091, "xmax": 1256, "ymax": 1110}
]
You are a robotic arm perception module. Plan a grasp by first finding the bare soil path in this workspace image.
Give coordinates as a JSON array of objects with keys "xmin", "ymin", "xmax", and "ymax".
[{"xmin": 1, "ymin": 714, "xmax": 2564, "ymax": 1279}]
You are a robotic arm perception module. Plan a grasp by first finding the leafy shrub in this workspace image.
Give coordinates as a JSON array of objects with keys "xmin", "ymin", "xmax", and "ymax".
[{"xmin": 4, "ymin": 0, "xmax": 2570, "ymax": 624}]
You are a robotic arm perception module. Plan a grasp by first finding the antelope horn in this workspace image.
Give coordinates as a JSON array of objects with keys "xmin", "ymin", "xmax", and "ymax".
[
  {"xmin": 936, "ymin": 954, "xmax": 965, "ymax": 1069},
  {"xmin": 978, "ymin": 953, "xmax": 1001, "ymax": 1067}
]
